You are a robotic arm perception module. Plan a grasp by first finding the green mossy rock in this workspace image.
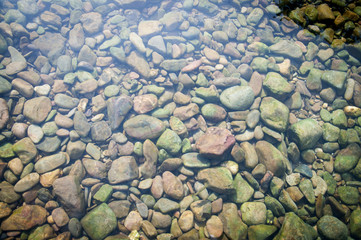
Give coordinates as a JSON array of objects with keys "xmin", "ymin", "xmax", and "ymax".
[
  {"xmin": 288, "ymin": 119, "xmax": 322, "ymax": 150},
  {"xmin": 81, "ymin": 203, "xmax": 117, "ymax": 240}
]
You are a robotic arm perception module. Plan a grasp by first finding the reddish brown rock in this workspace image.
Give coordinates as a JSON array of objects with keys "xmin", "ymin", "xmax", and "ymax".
[
  {"xmin": 195, "ymin": 127, "xmax": 236, "ymax": 158},
  {"xmin": 133, "ymin": 94, "xmax": 158, "ymax": 114},
  {"xmin": 1, "ymin": 205, "xmax": 47, "ymax": 231},
  {"xmin": 162, "ymin": 171, "xmax": 184, "ymax": 200}
]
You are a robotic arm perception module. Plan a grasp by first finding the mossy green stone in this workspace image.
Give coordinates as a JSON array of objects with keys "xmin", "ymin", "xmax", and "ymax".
[
  {"xmin": 156, "ymin": 129, "xmax": 182, "ymax": 155},
  {"xmin": 320, "ymin": 108, "xmax": 332, "ymax": 122},
  {"xmin": 317, "ymin": 215, "xmax": 348, "ymax": 240},
  {"xmin": 299, "ymin": 179, "xmax": 315, "ymax": 204},
  {"xmin": 0, "ymin": 143, "xmax": 15, "ymax": 158},
  {"xmin": 321, "ymin": 70, "xmax": 347, "ymax": 90},
  {"xmin": 154, "ymin": 198, "xmax": 180, "ymax": 213},
  {"xmin": 28, "ymin": 224, "xmax": 54, "ymax": 240},
  {"xmin": 195, "ymin": 87, "xmax": 219, "ymax": 102},
  {"xmin": 81, "ymin": 203, "xmax": 117, "ymax": 240},
  {"xmin": 250, "ymin": 57, "xmax": 269, "ymax": 73},
  {"xmin": 93, "ymin": 184, "xmax": 113, "ymax": 202},
  {"xmin": 322, "ymin": 171, "xmax": 336, "ymax": 195},
  {"xmin": 248, "ymin": 224, "xmax": 277, "ymax": 240},
  {"xmin": 322, "ymin": 123, "xmax": 340, "ymax": 142},
  {"xmin": 274, "ymin": 212, "xmax": 317, "ymax": 240},
  {"xmin": 264, "ymin": 196, "xmax": 285, "ymax": 217},
  {"xmin": 350, "ymin": 209, "xmax": 361, "ymax": 239},
  {"xmin": 181, "ymin": 138, "xmax": 192, "ymax": 153},
  {"xmin": 201, "ymin": 103, "xmax": 226, "ymax": 122},
  {"xmin": 147, "ymin": 85, "xmax": 165, "ymax": 96},
  {"xmin": 288, "ymin": 118, "xmax": 322, "ymax": 150},
  {"xmin": 260, "ymin": 97, "xmax": 289, "ymax": 132},
  {"xmin": 231, "ymin": 173, "xmax": 254, "ymax": 203},
  {"xmin": 331, "ymin": 109, "xmax": 347, "ymax": 128},
  {"xmin": 346, "ymin": 128, "xmax": 360, "ymax": 143},
  {"xmin": 337, "ymin": 186, "xmax": 359, "ymax": 205},
  {"xmin": 133, "ymin": 142, "xmax": 143, "ymax": 156},
  {"xmin": 334, "ymin": 143, "xmax": 361, "ymax": 172}
]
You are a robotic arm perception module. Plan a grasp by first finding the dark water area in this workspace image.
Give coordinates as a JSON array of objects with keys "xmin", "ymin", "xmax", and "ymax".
[{"xmin": 0, "ymin": 0, "xmax": 360, "ymax": 239}]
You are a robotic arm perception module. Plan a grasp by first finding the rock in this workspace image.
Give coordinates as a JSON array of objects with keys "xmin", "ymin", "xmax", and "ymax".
[
  {"xmin": 126, "ymin": 51, "xmax": 151, "ymax": 78},
  {"xmin": 75, "ymin": 79, "xmax": 98, "ymax": 94},
  {"xmin": 151, "ymin": 212, "xmax": 171, "ymax": 229},
  {"xmin": 12, "ymin": 137, "xmax": 37, "ymax": 164},
  {"xmin": 162, "ymin": 171, "xmax": 184, "ymax": 200},
  {"xmin": 173, "ymin": 103, "xmax": 200, "ymax": 121},
  {"xmin": 255, "ymin": 141, "xmax": 287, "ymax": 177},
  {"xmin": 66, "ymin": 140, "xmax": 86, "ymax": 160},
  {"xmin": 240, "ymin": 202, "xmax": 266, "ymax": 225},
  {"xmin": 269, "ymin": 40, "xmax": 303, "ymax": 59},
  {"xmin": 32, "ymin": 32, "xmax": 66, "ymax": 60},
  {"xmin": 148, "ymin": 35, "xmax": 166, "ymax": 54},
  {"xmin": 80, "ymin": 12, "xmax": 103, "ymax": 35},
  {"xmin": 274, "ymin": 212, "xmax": 317, "ymax": 240},
  {"xmin": 190, "ymin": 200, "xmax": 211, "ymax": 222},
  {"xmin": 248, "ymin": 225, "xmax": 278, "ymax": 240},
  {"xmin": 54, "ymin": 94, "xmax": 79, "ymax": 109},
  {"xmin": 201, "ymin": 103, "xmax": 226, "ymax": 122},
  {"xmin": 140, "ymin": 139, "xmax": 158, "ymax": 178},
  {"xmin": 107, "ymin": 95, "xmax": 133, "ymax": 130},
  {"xmin": 133, "ymin": 94, "xmax": 158, "ymax": 114},
  {"xmin": 0, "ymin": 181, "xmax": 21, "ymax": 203},
  {"xmin": 288, "ymin": 119, "xmax": 323, "ymax": 150},
  {"xmin": 108, "ymin": 156, "xmax": 139, "ymax": 184},
  {"xmin": 129, "ymin": 32, "xmax": 146, "ymax": 53},
  {"xmin": 219, "ymin": 203, "xmax": 248, "ymax": 240},
  {"xmin": 0, "ymin": 77, "xmax": 11, "ymax": 95},
  {"xmin": 36, "ymin": 136, "xmax": 61, "ymax": 153},
  {"xmin": 0, "ymin": 98, "xmax": 9, "ymax": 130},
  {"xmin": 299, "ymin": 179, "xmax": 315, "ymax": 204},
  {"xmin": 53, "ymin": 175, "xmax": 85, "ymax": 218},
  {"xmin": 260, "ymin": 97, "xmax": 289, "ymax": 132},
  {"xmin": 0, "ymin": 34, "xmax": 7, "ymax": 54},
  {"xmin": 124, "ymin": 115, "xmax": 165, "ymax": 140},
  {"xmin": 124, "ymin": 211, "xmax": 142, "ymax": 231},
  {"xmin": 108, "ymin": 200, "xmax": 131, "ymax": 219},
  {"xmin": 0, "ymin": 143, "xmax": 15, "ymax": 159},
  {"xmin": 220, "ymin": 86, "xmax": 255, "ymax": 110},
  {"xmin": 350, "ymin": 209, "xmax": 361, "ymax": 239},
  {"xmin": 206, "ymin": 216, "xmax": 223, "ymax": 238},
  {"xmin": 34, "ymin": 152, "xmax": 67, "ymax": 174},
  {"xmin": 154, "ymin": 198, "xmax": 180, "ymax": 214},
  {"xmin": 91, "ymin": 121, "xmax": 111, "ymax": 142},
  {"xmin": 321, "ymin": 70, "xmax": 347, "ymax": 90},
  {"xmin": 317, "ymin": 215, "xmax": 348, "ymax": 240},
  {"xmin": 263, "ymin": 72, "xmax": 293, "ymax": 99},
  {"xmin": 197, "ymin": 167, "xmax": 234, "ymax": 193},
  {"xmin": 231, "ymin": 173, "xmax": 254, "ymax": 203},
  {"xmin": 73, "ymin": 111, "xmax": 90, "ymax": 138},
  {"xmin": 317, "ymin": 4, "xmax": 335, "ymax": 20},
  {"xmin": 14, "ymin": 172, "xmax": 39, "ymax": 192},
  {"xmin": 156, "ymin": 129, "xmax": 182, "ymax": 155},
  {"xmin": 195, "ymin": 127, "xmax": 235, "ymax": 158},
  {"xmin": 334, "ymin": 143, "xmax": 361, "ymax": 172},
  {"xmin": 138, "ymin": 20, "xmax": 163, "ymax": 37},
  {"xmin": 178, "ymin": 211, "xmax": 194, "ymax": 232},
  {"xmin": 23, "ymin": 97, "xmax": 52, "ymax": 124},
  {"xmin": 81, "ymin": 203, "xmax": 117, "ymax": 240},
  {"xmin": 1, "ymin": 205, "xmax": 47, "ymax": 231},
  {"xmin": 52, "ymin": 207, "xmax": 69, "ymax": 227},
  {"xmin": 28, "ymin": 224, "xmax": 55, "ymax": 240},
  {"xmin": 337, "ymin": 186, "xmax": 359, "ymax": 205},
  {"xmin": 82, "ymin": 158, "xmax": 108, "ymax": 179},
  {"xmin": 68, "ymin": 23, "xmax": 84, "ymax": 51},
  {"xmin": 12, "ymin": 78, "xmax": 33, "ymax": 97},
  {"xmin": 160, "ymin": 59, "xmax": 188, "ymax": 72}
]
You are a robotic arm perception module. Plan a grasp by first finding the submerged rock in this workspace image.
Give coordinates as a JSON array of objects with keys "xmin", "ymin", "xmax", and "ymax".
[
  {"xmin": 124, "ymin": 115, "xmax": 165, "ymax": 140},
  {"xmin": 1, "ymin": 205, "xmax": 47, "ymax": 231}
]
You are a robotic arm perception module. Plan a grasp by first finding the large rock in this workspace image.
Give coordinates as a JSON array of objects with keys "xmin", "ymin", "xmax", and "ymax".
[
  {"xmin": 91, "ymin": 121, "xmax": 111, "ymax": 142},
  {"xmin": 269, "ymin": 40, "xmax": 303, "ymax": 59},
  {"xmin": 260, "ymin": 97, "xmax": 289, "ymax": 132},
  {"xmin": 334, "ymin": 143, "xmax": 361, "ymax": 173},
  {"xmin": 53, "ymin": 175, "xmax": 85, "ymax": 218},
  {"xmin": 263, "ymin": 72, "xmax": 293, "ymax": 99},
  {"xmin": 0, "ymin": 98, "xmax": 9, "ymax": 129},
  {"xmin": 35, "ymin": 152, "xmax": 68, "ymax": 174},
  {"xmin": 23, "ymin": 97, "xmax": 52, "ymax": 124},
  {"xmin": 255, "ymin": 141, "xmax": 287, "ymax": 177},
  {"xmin": 156, "ymin": 129, "xmax": 182, "ymax": 155},
  {"xmin": 240, "ymin": 202, "xmax": 266, "ymax": 225},
  {"xmin": 68, "ymin": 23, "xmax": 84, "ymax": 51},
  {"xmin": 197, "ymin": 167, "xmax": 234, "ymax": 193},
  {"xmin": 81, "ymin": 203, "xmax": 117, "ymax": 240},
  {"xmin": 350, "ymin": 209, "xmax": 361, "ymax": 239},
  {"xmin": 73, "ymin": 111, "xmax": 91, "ymax": 138},
  {"xmin": 126, "ymin": 51, "xmax": 151, "ymax": 78},
  {"xmin": 0, "ymin": 181, "xmax": 21, "ymax": 203},
  {"xmin": 321, "ymin": 70, "xmax": 347, "ymax": 90},
  {"xmin": 163, "ymin": 171, "xmax": 184, "ymax": 200},
  {"xmin": 140, "ymin": 139, "xmax": 158, "ymax": 179},
  {"xmin": 123, "ymin": 115, "xmax": 165, "ymax": 140},
  {"xmin": 274, "ymin": 212, "xmax": 317, "ymax": 240},
  {"xmin": 218, "ymin": 203, "xmax": 248, "ymax": 240},
  {"xmin": 317, "ymin": 215, "xmax": 348, "ymax": 240},
  {"xmin": 32, "ymin": 32, "xmax": 66, "ymax": 60},
  {"xmin": 80, "ymin": 12, "xmax": 103, "ymax": 35},
  {"xmin": 160, "ymin": 59, "xmax": 188, "ymax": 72},
  {"xmin": 288, "ymin": 119, "xmax": 323, "ymax": 150},
  {"xmin": 220, "ymin": 86, "xmax": 255, "ymax": 110},
  {"xmin": 108, "ymin": 156, "xmax": 139, "ymax": 184},
  {"xmin": 231, "ymin": 173, "xmax": 254, "ymax": 204},
  {"xmin": 1, "ymin": 205, "xmax": 47, "ymax": 231},
  {"xmin": 12, "ymin": 137, "xmax": 37, "ymax": 164},
  {"xmin": 195, "ymin": 127, "xmax": 235, "ymax": 158},
  {"xmin": 107, "ymin": 95, "xmax": 133, "ymax": 130},
  {"xmin": 138, "ymin": 20, "xmax": 163, "ymax": 37}
]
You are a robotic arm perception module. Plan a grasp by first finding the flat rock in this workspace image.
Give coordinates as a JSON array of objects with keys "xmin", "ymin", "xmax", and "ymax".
[
  {"xmin": 124, "ymin": 115, "xmax": 165, "ymax": 140},
  {"xmin": 1, "ymin": 205, "xmax": 47, "ymax": 231},
  {"xmin": 108, "ymin": 156, "xmax": 139, "ymax": 184},
  {"xmin": 23, "ymin": 97, "xmax": 52, "ymax": 124},
  {"xmin": 255, "ymin": 141, "xmax": 287, "ymax": 177},
  {"xmin": 126, "ymin": 51, "xmax": 151, "ymax": 78},
  {"xmin": 288, "ymin": 119, "xmax": 323, "ymax": 150},
  {"xmin": 197, "ymin": 167, "xmax": 234, "ymax": 193},
  {"xmin": 195, "ymin": 127, "xmax": 235, "ymax": 158},
  {"xmin": 260, "ymin": 97, "xmax": 289, "ymax": 132},
  {"xmin": 107, "ymin": 95, "xmax": 133, "ymax": 130},
  {"xmin": 220, "ymin": 86, "xmax": 255, "ymax": 110}
]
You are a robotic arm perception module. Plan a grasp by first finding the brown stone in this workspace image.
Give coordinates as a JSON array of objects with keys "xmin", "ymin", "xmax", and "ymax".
[
  {"xmin": 1, "ymin": 205, "xmax": 47, "ymax": 231},
  {"xmin": 133, "ymin": 94, "xmax": 158, "ymax": 114},
  {"xmin": 195, "ymin": 127, "xmax": 236, "ymax": 158},
  {"xmin": 162, "ymin": 171, "xmax": 184, "ymax": 200}
]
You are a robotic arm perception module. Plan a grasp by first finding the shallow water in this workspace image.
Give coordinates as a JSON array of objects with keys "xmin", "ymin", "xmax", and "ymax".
[{"xmin": 0, "ymin": 0, "xmax": 361, "ymax": 239}]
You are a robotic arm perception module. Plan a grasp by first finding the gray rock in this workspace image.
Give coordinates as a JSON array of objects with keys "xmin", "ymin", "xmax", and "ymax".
[
  {"xmin": 126, "ymin": 51, "xmax": 151, "ymax": 79},
  {"xmin": 124, "ymin": 115, "xmax": 165, "ymax": 140},
  {"xmin": 197, "ymin": 167, "xmax": 234, "ymax": 193},
  {"xmin": 73, "ymin": 111, "xmax": 90, "ymax": 138},
  {"xmin": 91, "ymin": 121, "xmax": 111, "ymax": 142},
  {"xmin": 14, "ymin": 172, "xmax": 39, "ymax": 192},
  {"xmin": 80, "ymin": 12, "xmax": 103, "ymax": 35},
  {"xmin": 160, "ymin": 59, "xmax": 188, "ymax": 72},
  {"xmin": 263, "ymin": 72, "xmax": 293, "ymax": 99},
  {"xmin": 32, "ymin": 32, "xmax": 66, "ymax": 61},
  {"xmin": 68, "ymin": 23, "xmax": 84, "ymax": 51},
  {"xmin": 288, "ymin": 119, "xmax": 323, "ymax": 150},
  {"xmin": 108, "ymin": 156, "xmax": 139, "ymax": 184},
  {"xmin": 35, "ymin": 152, "xmax": 68, "ymax": 174},
  {"xmin": 36, "ymin": 136, "xmax": 61, "ymax": 153},
  {"xmin": 220, "ymin": 86, "xmax": 255, "ymax": 110},
  {"xmin": 107, "ymin": 95, "xmax": 133, "ymax": 130},
  {"xmin": 270, "ymin": 40, "xmax": 303, "ymax": 59},
  {"xmin": 321, "ymin": 70, "xmax": 347, "ymax": 90},
  {"xmin": 317, "ymin": 215, "xmax": 348, "ymax": 240},
  {"xmin": 23, "ymin": 97, "xmax": 52, "ymax": 124},
  {"xmin": 240, "ymin": 202, "xmax": 266, "ymax": 225},
  {"xmin": 53, "ymin": 175, "xmax": 85, "ymax": 218}
]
